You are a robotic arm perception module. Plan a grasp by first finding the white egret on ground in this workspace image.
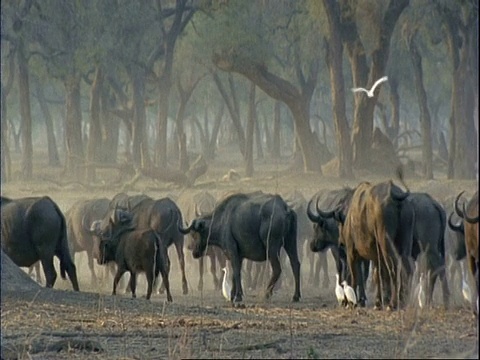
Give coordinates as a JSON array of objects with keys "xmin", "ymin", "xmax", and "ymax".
[
  {"xmin": 341, "ymin": 280, "xmax": 357, "ymax": 308},
  {"xmin": 351, "ymin": 76, "xmax": 388, "ymax": 97},
  {"xmin": 417, "ymin": 272, "xmax": 426, "ymax": 309},
  {"xmin": 335, "ymin": 274, "xmax": 346, "ymax": 307},
  {"xmin": 221, "ymin": 267, "xmax": 232, "ymax": 302},
  {"xmin": 460, "ymin": 261, "xmax": 472, "ymax": 303}
]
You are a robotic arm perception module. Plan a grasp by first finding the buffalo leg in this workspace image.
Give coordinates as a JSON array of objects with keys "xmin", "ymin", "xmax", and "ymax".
[
  {"xmin": 160, "ymin": 267, "xmax": 173, "ymax": 302},
  {"xmin": 87, "ymin": 251, "xmax": 98, "ymax": 285},
  {"xmin": 283, "ymin": 237, "xmax": 301, "ymax": 302},
  {"xmin": 319, "ymin": 251, "xmax": 330, "ymax": 288},
  {"xmin": 197, "ymin": 256, "xmax": 205, "ymax": 291},
  {"xmin": 209, "ymin": 252, "xmax": 221, "ymax": 290},
  {"xmin": 231, "ymin": 257, "xmax": 243, "ymax": 304},
  {"xmin": 175, "ymin": 241, "xmax": 188, "ymax": 295},
  {"xmin": 41, "ymin": 258, "xmax": 57, "ymax": 289},
  {"xmin": 130, "ymin": 273, "xmax": 137, "ymax": 299},
  {"xmin": 313, "ymin": 254, "xmax": 321, "ymax": 287},
  {"xmin": 354, "ymin": 259, "xmax": 367, "ymax": 307},
  {"xmin": 113, "ymin": 268, "xmax": 127, "ymax": 296},
  {"xmin": 308, "ymin": 250, "xmax": 315, "ymax": 285},
  {"xmin": 266, "ymin": 253, "xmax": 282, "ymax": 300}
]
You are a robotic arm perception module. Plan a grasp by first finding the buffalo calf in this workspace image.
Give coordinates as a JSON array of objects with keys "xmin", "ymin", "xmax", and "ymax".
[{"xmin": 95, "ymin": 211, "xmax": 173, "ymax": 301}]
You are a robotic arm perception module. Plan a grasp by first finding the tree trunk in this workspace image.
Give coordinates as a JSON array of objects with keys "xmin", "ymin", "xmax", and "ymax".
[
  {"xmin": 207, "ymin": 102, "xmax": 224, "ymax": 160},
  {"xmin": 408, "ymin": 37, "xmax": 433, "ymax": 179},
  {"xmin": 254, "ymin": 107, "xmax": 264, "ymax": 160},
  {"xmin": 64, "ymin": 74, "xmax": 84, "ymax": 179},
  {"xmin": 323, "ymin": 0, "xmax": 353, "ymax": 178},
  {"xmin": 212, "ymin": 72, "xmax": 246, "ymax": 157},
  {"xmin": 389, "ymin": 77, "xmax": 400, "ymax": 147},
  {"xmin": 100, "ymin": 88, "xmax": 119, "ymax": 163},
  {"xmin": 34, "ymin": 81, "xmax": 61, "ymax": 167},
  {"xmin": 340, "ymin": 0, "xmax": 409, "ymax": 169},
  {"xmin": 1, "ymin": 88, "xmax": 11, "ymax": 182},
  {"xmin": 245, "ymin": 82, "xmax": 255, "ymax": 177},
  {"xmin": 86, "ymin": 66, "xmax": 104, "ymax": 182},
  {"xmin": 130, "ymin": 67, "xmax": 151, "ymax": 169},
  {"xmin": 213, "ymin": 54, "xmax": 322, "ymax": 173},
  {"xmin": 17, "ymin": 42, "xmax": 33, "ymax": 180},
  {"xmin": 272, "ymin": 100, "xmax": 281, "ymax": 158}
]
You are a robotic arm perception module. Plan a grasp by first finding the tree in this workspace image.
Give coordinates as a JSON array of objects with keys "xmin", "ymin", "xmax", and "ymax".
[
  {"xmin": 436, "ymin": 1, "xmax": 477, "ymax": 179},
  {"xmin": 321, "ymin": 0, "xmax": 354, "ymax": 178},
  {"xmin": 340, "ymin": 0, "xmax": 410, "ymax": 169}
]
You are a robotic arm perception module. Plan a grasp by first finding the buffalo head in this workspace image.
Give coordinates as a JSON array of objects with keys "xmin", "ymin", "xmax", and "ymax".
[
  {"xmin": 178, "ymin": 218, "xmax": 211, "ymax": 258},
  {"xmin": 307, "ymin": 197, "xmax": 340, "ymax": 253},
  {"xmin": 454, "ymin": 191, "xmax": 479, "ymax": 224}
]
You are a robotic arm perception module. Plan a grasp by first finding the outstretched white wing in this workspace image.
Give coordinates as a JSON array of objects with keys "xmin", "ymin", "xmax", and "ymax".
[
  {"xmin": 351, "ymin": 87, "xmax": 369, "ymax": 94},
  {"xmin": 370, "ymin": 76, "xmax": 388, "ymax": 92}
]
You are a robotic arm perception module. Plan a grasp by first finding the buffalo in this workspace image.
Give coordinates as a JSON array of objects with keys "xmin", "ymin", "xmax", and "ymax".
[
  {"xmin": 95, "ymin": 208, "xmax": 173, "ymax": 301},
  {"xmin": 335, "ymin": 177, "xmax": 414, "ymax": 311},
  {"xmin": 454, "ymin": 190, "xmax": 479, "ymax": 312},
  {"xmin": 178, "ymin": 191, "xmax": 300, "ymax": 305},
  {"xmin": 407, "ymin": 192, "xmax": 449, "ymax": 308},
  {"xmin": 99, "ymin": 193, "xmax": 188, "ymax": 295},
  {"xmin": 176, "ymin": 190, "xmax": 226, "ymax": 291},
  {"xmin": 307, "ymin": 187, "xmax": 371, "ymax": 304},
  {"xmin": 65, "ymin": 198, "xmax": 112, "ymax": 284},
  {"xmin": 1, "ymin": 196, "xmax": 79, "ymax": 291}
]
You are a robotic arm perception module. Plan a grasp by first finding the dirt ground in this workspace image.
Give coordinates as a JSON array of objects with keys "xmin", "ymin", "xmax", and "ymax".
[{"xmin": 1, "ymin": 150, "xmax": 479, "ymax": 359}]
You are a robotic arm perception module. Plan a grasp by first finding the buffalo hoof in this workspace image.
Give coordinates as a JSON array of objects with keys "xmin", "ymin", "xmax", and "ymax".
[
  {"xmin": 373, "ymin": 303, "xmax": 382, "ymax": 311},
  {"xmin": 132, "ymin": 294, "xmax": 136, "ymax": 299},
  {"xmin": 233, "ymin": 302, "xmax": 245, "ymax": 309},
  {"xmin": 358, "ymin": 299, "xmax": 366, "ymax": 308},
  {"xmin": 292, "ymin": 295, "xmax": 300, "ymax": 302},
  {"xmin": 167, "ymin": 295, "xmax": 173, "ymax": 302}
]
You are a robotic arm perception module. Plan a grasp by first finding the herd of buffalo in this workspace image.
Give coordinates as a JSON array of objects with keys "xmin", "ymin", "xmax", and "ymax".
[{"xmin": 1, "ymin": 169, "xmax": 478, "ymax": 315}]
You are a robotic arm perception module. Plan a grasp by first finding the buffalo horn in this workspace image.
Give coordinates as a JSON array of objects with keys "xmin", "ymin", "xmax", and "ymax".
[
  {"xmin": 315, "ymin": 197, "xmax": 335, "ymax": 219},
  {"xmin": 462, "ymin": 202, "xmax": 479, "ymax": 224},
  {"xmin": 447, "ymin": 212, "xmax": 464, "ymax": 232},
  {"xmin": 178, "ymin": 219, "xmax": 194, "ymax": 234},
  {"xmin": 306, "ymin": 198, "xmax": 321, "ymax": 222},
  {"xmin": 195, "ymin": 204, "xmax": 201, "ymax": 218},
  {"xmin": 454, "ymin": 191, "xmax": 466, "ymax": 218},
  {"xmin": 333, "ymin": 209, "xmax": 346, "ymax": 224},
  {"xmin": 390, "ymin": 186, "xmax": 409, "ymax": 201}
]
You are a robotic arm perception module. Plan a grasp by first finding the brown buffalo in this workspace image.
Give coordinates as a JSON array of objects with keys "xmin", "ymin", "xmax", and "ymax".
[
  {"xmin": 336, "ymin": 178, "xmax": 414, "ymax": 310},
  {"xmin": 95, "ymin": 209, "xmax": 173, "ymax": 301},
  {"xmin": 454, "ymin": 190, "xmax": 479, "ymax": 313}
]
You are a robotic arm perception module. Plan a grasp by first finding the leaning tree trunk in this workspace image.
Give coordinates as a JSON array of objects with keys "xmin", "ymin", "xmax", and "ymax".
[
  {"xmin": 408, "ymin": 36, "xmax": 433, "ymax": 179},
  {"xmin": 206, "ymin": 102, "xmax": 224, "ymax": 160},
  {"xmin": 34, "ymin": 80, "xmax": 61, "ymax": 167},
  {"xmin": 323, "ymin": 0, "xmax": 353, "ymax": 179},
  {"xmin": 245, "ymin": 82, "xmax": 256, "ymax": 177},
  {"xmin": 86, "ymin": 66, "xmax": 104, "ymax": 182},
  {"xmin": 17, "ymin": 42, "xmax": 33, "ymax": 180},
  {"xmin": 64, "ymin": 74, "xmax": 85, "ymax": 179},
  {"xmin": 213, "ymin": 54, "xmax": 323, "ymax": 173}
]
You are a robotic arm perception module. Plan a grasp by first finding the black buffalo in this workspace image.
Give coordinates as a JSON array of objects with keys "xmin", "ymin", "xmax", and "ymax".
[
  {"xmin": 407, "ymin": 192, "xmax": 449, "ymax": 308},
  {"xmin": 95, "ymin": 209, "xmax": 173, "ymax": 301},
  {"xmin": 306, "ymin": 188, "xmax": 371, "ymax": 302},
  {"xmin": 178, "ymin": 192, "xmax": 301, "ymax": 305},
  {"xmin": 176, "ymin": 190, "xmax": 226, "ymax": 291},
  {"xmin": 1, "ymin": 196, "xmax": 79, "ymax": 291},
  {"xmin": 100, "ymin": 193, "xmax": 188, "ymax": 295},
  {"xmin": 65, "ymin": 198, "xmax": 111, "ymax": 284}
]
